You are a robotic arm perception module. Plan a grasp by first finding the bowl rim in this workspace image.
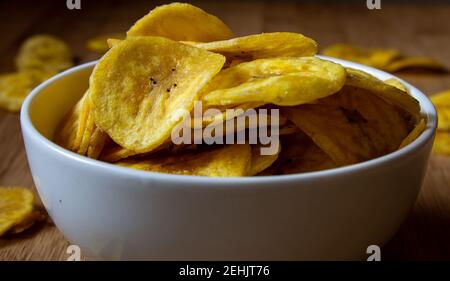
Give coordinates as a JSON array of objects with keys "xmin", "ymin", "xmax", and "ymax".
[{"xmin": 20, "ymin": 56, "xmax": 437, "ymax": 185}]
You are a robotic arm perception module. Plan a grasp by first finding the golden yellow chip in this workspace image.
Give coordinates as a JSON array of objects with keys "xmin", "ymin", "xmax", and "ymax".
[
  {"xmin": 270, "ymin": 132, "xmax": 337, "ymax": 175},
  {"xmin": 127, "ymin": 3, "xmax": 233, "ymax": 42},
  {"xmin": 280, "ymin": 141, "xmax": 337, "ymax": 174},
  {"xmin": 117, "ymin": 144, "xmax": 251, "ymax": 177},
  {"xmin": 431, "ymin": 90, "xmax": 450, "ymax": 131},
  {"xmin": 107, "ymin": 38, "xmax": 122, "ymax": 49},
  {"xmin": 77, "ymin": 107, "xmax": 96, "ymax": 156},
  {"xmin": 433, "ymin": 132, "xmax": 450, "ymax": 156},
  {"xmin": 399, "ymin": 118, "xmax": 426, "ymax": 149},
  {"xmin": 248, "ymin": 145, "xmax": 280, "ymax": 176},
  {"xmin": 283, "ymin": 86, "xmax": 410, "ymax": 165},
  {"xmin": 384, "ymin": 78, "xmax": 409, "ymax": 93},
  {"xmin": 345, "ymin": 68, "xmax": 420, "ymax": 119},
  {"xmin": 385, "ymin": 56, "xmax": 447, "ymax": 73},
  {"xmin": 90, "ymin": 36, "xmax": 225, "ymax": 153},
  {"xmin": 87, "ymin": 33, "xmax": 126, "ymax": 53},
  {"xmin": 321, "ymin": 43, "xmax": 400, "ymax": 70},
  {"xmin": 437, "ymin": 109, "xmax": 450, "ymax": 131},
  {"xmin": 86, "ymin": 127, "xmax": 109, "ymax": 159},
  {"xmin": 322, "ymin": 44, "xmax": 447, "ymax": 73},
  {"xmin": 0, "ymin": 71, "xmax": 51, "ymax": 112},
  {"xmin": 8, "ymin": 210, "xmax": 46, "ymax": 235},
  {"xmin": 184, "ymin": 32, "xmax": 317, "ymax": 60},
  {"xmin": 202, "ymin": 57, "xmax": 346, "ymax": 107},
  {"xmin": 55, "ymin": 91, "xmax": 90, "ymax": 152},
  {"xmin": 0, "ymin": 187, "xmax": 34, "ymax": 236},
  {"xmin": 100, "ymin": 145, "xmax": 138, "ymax": 163},
  {"xmin": 16, "ymin": 35, "xmax": 73, "ymax": 73},
  {"xmin": 431, "ymin": 90, "xmax": 450, "ymax": 107}
]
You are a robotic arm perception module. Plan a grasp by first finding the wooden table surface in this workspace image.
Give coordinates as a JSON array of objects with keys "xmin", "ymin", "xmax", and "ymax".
[{"xmin": 1, "ymin": 0, "xmax": 450, "ymax": 260}]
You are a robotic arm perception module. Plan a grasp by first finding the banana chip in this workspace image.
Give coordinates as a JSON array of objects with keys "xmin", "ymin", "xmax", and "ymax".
[
  {"xmin": 248, "ymin": 145, "xmax": 280, "ymax": 176},
  {"xmin": 431, "ymin": 90, "xmax": 450, "ymax": 131},
  {"xmin": 322, "ymin": 43, "xmax": 400, "ymax": 70},
  {"xmin": 283, "ymin": 86, "xmax": 410, "ymax": 165},
  {"xmin": 87, "ymin": 33, "xmax": 125, "ymax": 53},
  {"xmin": 345, "ymin": 68, "xmax": 420, "ymax": 119},
  {"xmin": 431, "ymin": 90, "xmax": 450, "ymax": 107},
  {"xmin": 90, "ymin": 36, "xmax": 225, "ymax": 153},
  {"xmin": 127, "ymin": 3, "xmax": 233, "ymax": 42},
  {"xmin": 55, "ymin": 91, "xmax": 89, "ymax": 151},
  {"xmin": 322, "ymin": 43, "xmax": 447, "ymax": 73},
  {"xmin": 16, "ymin": 35, "xmax": 73, "ymax": 73},
  {"xmin": 384, "ymin": 78, "xmax": 409, "ymax": 93},
  {"xmin": 431, "ymin": 90, "xmax": 450, "ymax": 155},
  {"xmin": 185, "ymin": 32, "xmax": 317, "ymax": 61},
  {"xmin": 399, "ymin": 118, "xmax": 426, "ymax": 149},
  {"xmin": 55, "ymin": 91, "xmax": 108, "ymax": 159},
  {"xmin": 8, "ymin": 210, "xmax": 46, "ymax": 234},
  {"xmin": 0, "ymin": 71, "xmax": 51, "ymax": 112},
  {"xmin": 385, "ymin": 56, "xmax": 446, "ymax": 73},
  {"xmin": 117, "ymin": 144, "xmax": 251, "ymax": 177},
  {"xmin": 433, "ymin": 132, "xmax": 450, "ymax": 155},
  {"xmin": 86, "ymin": 127, "xmax": 109, "ymax": 159},
  {"xmin": 0, "ymin": 187, "xmax": 34, "ymax": 236},
  {"xmin": 53, "ymin": 3, "xmax": 424, "ymax": 177},
  {"xmin": 202, "ymin": 57, "xmax": 346, "ymax": 107},
  {"xmin": 267, "ymin": 132, "xmax": 337, "ymax": 175}
]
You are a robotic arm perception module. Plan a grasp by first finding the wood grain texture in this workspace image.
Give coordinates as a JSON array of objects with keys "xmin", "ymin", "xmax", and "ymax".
[{"xmin": 1, "ymin": 0, "xmax": 450, "ymax": 260}]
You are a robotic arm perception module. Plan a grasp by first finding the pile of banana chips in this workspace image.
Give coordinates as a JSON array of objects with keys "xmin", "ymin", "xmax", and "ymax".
[
  {"xmin": 55, "ymin": 3, "xmax": 424, "ymax": 177},
  {"xmin": 0, "ymin": 35, "xmax": 73, "ymax": 112}
]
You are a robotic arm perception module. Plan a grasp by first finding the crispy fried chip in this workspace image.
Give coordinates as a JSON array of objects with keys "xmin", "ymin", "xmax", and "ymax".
[
  {"xmin": 433, "ymin": 132, "xmax": 450, "ymax": 156},
  {"xmin": 248, "ymin": 145, "xmax": 280, "ymax": 176},
  {"xmin": 184, "ymin": 32, "xmax": 317, "ymax": 61},
  {"xmin": 0, "ymin": 187, "xmax": 34, "ymax": 236},
  {"xmin": 86, "ymin": 127, "xmax": 109, "ymax": 159},
  {"xmin": 117, "ymin": 144, "xmax": 251, "ymax": 177},
  {"xmin": 283, "ymin": 86, "xmax": 410, "ymax": 165},
  {"xmin": 202, "ymin": 57, "xmax": 346, "ymax": 107},
  {"xmin": 322, "ymin": 43, "xmax": 447, "ymax": 73},
  {"xmin": 266, "ymin": 132, "xmax": 337, "ymax": 175},
  {"xmin": 87, "ymin": 33, "xmax": 125, "ymax": 53},
  {"xmin": 384, "ymin": 78, "xmax": 409, "ymax": 93},
  {"xmin": 107, "ymin": 38, "xmax": 122, "ymax": 49},
  {"xmin": 345, "ymin": 68, "xmax": 420, "ymax": 119},
  {"xmin": 127, "ymin": 3, "xmax": 233, "ymax": 42},
  {"xmin": 0, "ymin": 71, "xmax": 51, "ymax": 112},
  {"xmin": 90, "ymin": 36, "xmax": 225, "ymax": 153},
  {"xmin": 100, "ymin": 145, "xmax": 137, "ymax": 162},
  {"xmin": 385, "ymin": 56, "xmax": 447, "ymax": 73},
  {"xmin": 431, "ymin": 90, "xmax": 450, "ymax": 107},
  {"xmin": 399, "ymin": 118, "xmax": 426, "ymax": 149},
  {"xmin": 55, "ymin": 90, "xmax": 108, "ymax": 159},
  {"xmin": 55, "ymin": 91, "xmax": 90, "ymax": 151},
  {"xmin": 16, "ymin": 35, "xmax": 73, "ymax": 73},
  {"xmin": 77, "ymin": 107, "xmax": 96, "ymax": 155},
  {"xmin": 322, "ymin": 43, "xmax": 400, "ymax": 70},
  {"xmin": 7, "ymin": 210, "xmax": 46, "ymax": 234},
  {"xmin": 431, "ymin": 90, "xmax": 450, "ymax": 131}
]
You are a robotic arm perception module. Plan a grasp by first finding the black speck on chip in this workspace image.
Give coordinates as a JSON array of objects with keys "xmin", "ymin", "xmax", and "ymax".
[
  {"xmin": 166, "ymin": 89, "xmax": 171, "ymax": 92},
  {"xmin": 173, "ymin": 83, "xmax": 177, "ymax": 87},
  {"xmin": 171, "ymin": 68, "xmax": 175, "ymax": 71}
]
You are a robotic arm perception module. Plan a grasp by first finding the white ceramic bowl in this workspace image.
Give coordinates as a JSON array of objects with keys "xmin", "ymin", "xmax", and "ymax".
[{"xmin": 20, "ymin": 57, "xmax": 436, "ymax": 260}]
